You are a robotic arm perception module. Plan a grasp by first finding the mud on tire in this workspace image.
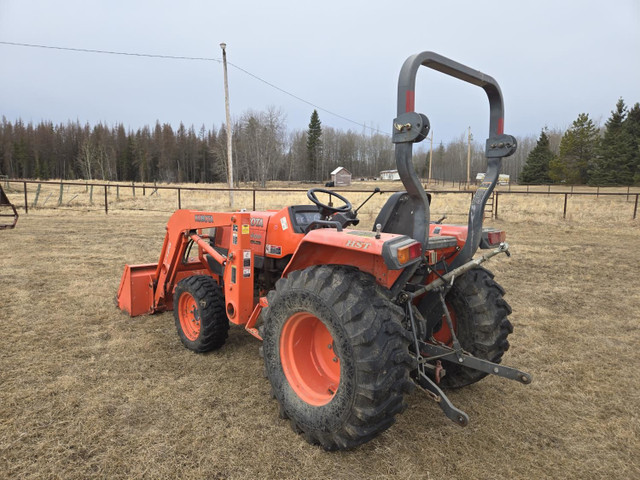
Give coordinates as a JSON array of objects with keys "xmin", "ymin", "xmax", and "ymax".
[
  {"xmin": 261, "ymin": 265, "xmax": 416, "ymax": 450},
  {"xmin": 174, "ymin": 275, "xmax": 229, "ymax": 353},
  {"xmin": 421, "ymin": 266, "xmax": 513, "ymax": 389}
]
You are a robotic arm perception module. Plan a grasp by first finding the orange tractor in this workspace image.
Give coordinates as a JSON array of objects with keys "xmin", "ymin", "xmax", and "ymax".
[{"xmin": 117, "ymin": 51, "xmax": 531, "ymax": 450}]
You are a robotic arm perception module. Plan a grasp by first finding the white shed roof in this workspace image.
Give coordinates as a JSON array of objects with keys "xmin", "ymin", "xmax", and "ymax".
[{"xmin": 331, "ymin": 167, "xmax": 350, "ymax": 175}]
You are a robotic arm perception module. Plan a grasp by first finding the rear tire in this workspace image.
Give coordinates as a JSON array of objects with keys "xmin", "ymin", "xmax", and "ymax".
[
  {"xmin": 261, "ymin": 265, "xmax": 416, "ymax": 450},
  {"xmin": 174, "ymin": 275, "xmax": 229, "ymax": 352},
  {"xmin": 421, "ymin": 267, "xmax": 513, "ymax": 389}
]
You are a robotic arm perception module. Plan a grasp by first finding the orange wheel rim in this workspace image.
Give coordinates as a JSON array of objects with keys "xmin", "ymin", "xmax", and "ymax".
[
  {"xmin": 178, "ymin": 292, "xmax": 200, "ymax": 341},
  {"xmin": 432, "ymin": 302, "xmax": 457, "ymax": 345},
  {"xmin": 280, "ymin": 312, "xmax": 340, "ymax": 407}
]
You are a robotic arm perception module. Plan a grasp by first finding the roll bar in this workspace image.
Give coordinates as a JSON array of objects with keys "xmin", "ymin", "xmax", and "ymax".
[{"xmin": 391, "ymin": 51, "xmax": 517, "ymax": 267}]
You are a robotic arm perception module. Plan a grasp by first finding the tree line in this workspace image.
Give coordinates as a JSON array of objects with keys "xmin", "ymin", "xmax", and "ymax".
[
  {"xmin": 2, "ymin": 100, "xmax": 639, "ymax": 186},
  {"xmin": 520, "ymin": 99, "xmax": 640, "ymax": 185}
]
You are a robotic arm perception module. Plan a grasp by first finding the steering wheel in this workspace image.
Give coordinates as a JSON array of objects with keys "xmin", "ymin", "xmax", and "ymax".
[{"xmin": 307, "ymin": 188, "xmax": 353, "ymax": 218}]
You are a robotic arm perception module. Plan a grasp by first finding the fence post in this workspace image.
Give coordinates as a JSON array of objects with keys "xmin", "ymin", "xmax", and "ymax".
[
  {"xmin": 23, "ymin": 181, "xmax": 28, "ymax": 214},
  {"xmin": 627, "ymin": 186, "xmax": 630, "ymax": 201},
  {"xmin": 58, "ymin": 181, "xmax": 64, "ymax": 206},
  {"xmin": 132, "ymin": 182, "xmax": 135, "ymax": 197},
  {"xmin": 253, "ymin": 189, "xmax": 256, "ymax": 210},
  {"xmin": 563, "ymin": 193, "xmax": 568, "ymax": 219},
  {"xmin": 104, "ymin": 185, "xmax": 108, "ymax": 214},
  {"xmin": 494, "ymin": 192, "xmax": 499, "ymax": 219},
  {"xmin": 596, "ymin": 186, "xmax": 600, "ymax": 198},
  {"xmin": 33, "ymin": 183, "xmax": 41, "ymax": 208},
  {"xmin": 178, "ymin": 188, "xmax": 181, "ymax": 209},
  {"xmin": 89, "ymin": 185, "xmax": 94, "ymax": 204},
  {"xmin": 634, "ymin": 194, "xmax": 638, "ymax": 220},
  {"xmin": 143, "ymin": 185, "xmax": 146, "ymax": 196},
  {"xmin": 116, "ymin": 185, "xmax": 120, "ymax": 200}
]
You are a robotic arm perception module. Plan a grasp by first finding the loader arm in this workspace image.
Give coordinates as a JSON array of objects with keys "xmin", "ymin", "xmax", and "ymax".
[{"xmin": 117, "ymin": 210, "xmax": 255, "ymax": 325}]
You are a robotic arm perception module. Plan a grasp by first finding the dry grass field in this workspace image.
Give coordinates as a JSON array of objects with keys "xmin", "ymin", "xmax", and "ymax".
[{"xmin": 1, "ymin": 181, "xmax": 639, "ymax": 479}]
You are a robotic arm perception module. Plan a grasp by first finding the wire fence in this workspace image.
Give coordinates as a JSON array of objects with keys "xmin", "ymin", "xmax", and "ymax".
[{"xmin": 2, "ymin": 178, "xmax": 639, "ymax": 220}]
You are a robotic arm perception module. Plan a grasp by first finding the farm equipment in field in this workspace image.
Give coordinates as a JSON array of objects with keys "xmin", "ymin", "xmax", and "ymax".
[
  {"xmin": 0, "ymin": 184, "xmax": 19, "ymax": 230},
  {"xmin": 117, "ymin": 51, "xmax": 531, "ymax": 450}
]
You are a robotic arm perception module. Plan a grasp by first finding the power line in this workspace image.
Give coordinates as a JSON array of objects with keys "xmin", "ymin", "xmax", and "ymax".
[
  {"xmin": 0, "ymin": 40, "xmax": 389, "ymax": 136},
  {"xmin": 0, "ymin": 40, "xmax": 220, "ymax": 62}
]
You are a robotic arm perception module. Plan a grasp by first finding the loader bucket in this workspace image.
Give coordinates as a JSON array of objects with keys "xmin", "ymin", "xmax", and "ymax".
[
  {"xmin": 116, "ymin": 263, "xmax": 158, "ymax": 316},
  {"xmin": 0, "ymin": 185, "xmax": 18, "ymax": 230}
]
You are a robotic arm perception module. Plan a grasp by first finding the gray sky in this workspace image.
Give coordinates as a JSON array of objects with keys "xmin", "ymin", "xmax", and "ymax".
[{"xmin": 1, "ymin": 0, "xmax": 639, "ymax": 144}]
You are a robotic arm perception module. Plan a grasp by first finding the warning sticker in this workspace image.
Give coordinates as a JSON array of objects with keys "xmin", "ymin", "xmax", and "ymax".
[
  {"xmin": 280, "ymin": 217, "xmax": 288, "ymax": 231},
  {"xmin": 232, "ymin": 224, "xmax": 239, "ymax": 232},
  {"xmin": 242, "ymin": 224, "xmax": 250, "ymax": 235},
  {"xmin": 243, "ymin": 267, "xmax": 251, "ymax": 278},
  {"xmin": 231, "ymin": 266, "xmax": 237, "ymax": 284},
  {"xmin": 232, "ymin": 233, "xmax": 238, "ymax": 245},
  {"xmin": 266, "ymin": 244, "xmax": 282, "ymax": 256}
]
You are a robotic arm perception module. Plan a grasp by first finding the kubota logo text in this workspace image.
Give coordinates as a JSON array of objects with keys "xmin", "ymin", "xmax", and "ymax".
[{"xmin": 194, "ymin": 214, "xmax": 213, "ymax": 223}]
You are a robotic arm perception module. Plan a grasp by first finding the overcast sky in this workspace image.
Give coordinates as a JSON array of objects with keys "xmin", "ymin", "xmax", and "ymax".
[{"xmin": 1, "ymin": 0, "xmax": 639, "ymax": 144}]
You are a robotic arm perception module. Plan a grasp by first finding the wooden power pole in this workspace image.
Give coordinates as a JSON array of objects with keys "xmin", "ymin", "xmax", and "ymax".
[
  {"xmin": 428, "ymin": 129, "xmax": 433, "ymax": 185},
  {"xmin": 466, "ymin": 126, "xmax": 472, "ymax": 187},
  {"xmin": 220, "ymin": 42, "xmax": 234, "ymax": 208}
]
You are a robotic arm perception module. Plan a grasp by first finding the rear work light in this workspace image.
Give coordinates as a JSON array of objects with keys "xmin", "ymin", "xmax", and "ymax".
[{"xmin": 397, "ymin": 242, "xmax": 422, "ymax": 265}]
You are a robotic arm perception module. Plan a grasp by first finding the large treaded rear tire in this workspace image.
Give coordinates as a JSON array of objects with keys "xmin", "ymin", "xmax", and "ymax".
[
  {"xmin": 173, "ymin": 275, "xmax": 229, "ymax": 353},
  {"xmin": 261, "ymin": 265, "xmax": 416, "ymax": 450},
  {"xmin": 422, "ymin": 267, "xmax": 513, "ymax": 389}
]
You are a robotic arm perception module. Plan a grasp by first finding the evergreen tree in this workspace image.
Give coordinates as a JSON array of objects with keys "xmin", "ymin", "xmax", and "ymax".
[
  {"xmin": 306, "ymin": 110, "xmax": 322, "ymax": 180},
  {"xmin": 624, "ymin": 102, "xmax": 640, "ymax": 184},
  {"xmin": 550, "ymin": 113, "xmax": 599, "ymax": 184},
  {"xmin": 589, "ymin": 98, "xmax": 634, "ymax": 185},
  {"xmin": 519, "ymin": 128, "xmax": 554, "ymax": 184}
]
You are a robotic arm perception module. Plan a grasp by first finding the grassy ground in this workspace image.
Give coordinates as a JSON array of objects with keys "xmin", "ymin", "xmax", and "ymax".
[{"xmin": 0, "ymin": 184, "xmax": 639, "ymax": 479}]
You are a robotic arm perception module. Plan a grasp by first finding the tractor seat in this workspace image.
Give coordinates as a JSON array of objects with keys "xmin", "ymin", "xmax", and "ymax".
[{"xmin": 373, "ymin": 191, "xmax": 431, "ymax": 238}]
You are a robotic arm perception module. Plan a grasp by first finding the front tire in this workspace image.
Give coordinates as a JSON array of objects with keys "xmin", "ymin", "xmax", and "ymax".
[
  {"xmin": 261, "ymin": 265, "xmax": 415, "ymax": 450},
  {"xmin": 173, "ymin": 275, "xmax": 229, "ymax": 352}
]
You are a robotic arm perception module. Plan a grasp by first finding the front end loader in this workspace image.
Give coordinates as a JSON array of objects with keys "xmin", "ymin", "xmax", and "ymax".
[{"xmin": 117, "ymin": 51, "xmax": 530, "ymax": 450}]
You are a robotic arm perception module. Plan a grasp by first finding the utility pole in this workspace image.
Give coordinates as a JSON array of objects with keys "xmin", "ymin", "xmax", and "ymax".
[
  {"xmin": 220, "ymin": 42, "xmax": 234, "ymax": 208},
  {"xmin": 466, "ymin": 126, "xmax": 472, "ymax": 187},
  {"xmin": 428, "ymin": 129, "xmax": 433, "ymax": 185}
]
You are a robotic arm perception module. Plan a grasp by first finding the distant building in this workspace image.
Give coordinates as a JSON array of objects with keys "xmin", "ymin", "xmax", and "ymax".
[
  {"xmin": 475, "ymin": 173, "xmax": 510, "ymax": 185},
  {"xmin": 331, "ymin": 167, "xmax": 352, "ymax": 186},
  {"xmin": 380, "ymin": 169, "xmax": 400, "ymax": 181}
]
